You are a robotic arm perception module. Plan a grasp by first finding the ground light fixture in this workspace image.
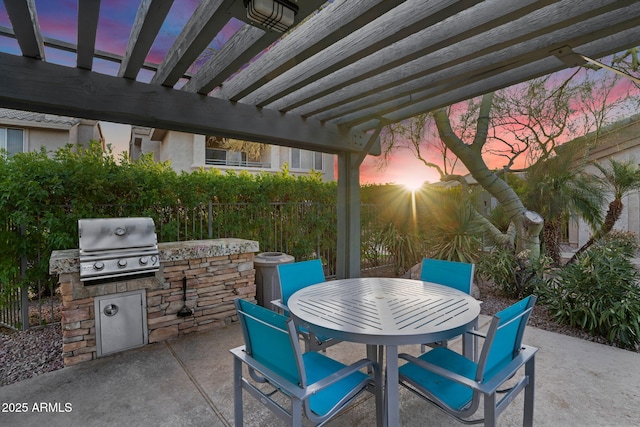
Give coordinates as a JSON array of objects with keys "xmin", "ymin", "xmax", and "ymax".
[{"xmin": 245, "ymin": 0, "xmax": 299, "ymax": 33}]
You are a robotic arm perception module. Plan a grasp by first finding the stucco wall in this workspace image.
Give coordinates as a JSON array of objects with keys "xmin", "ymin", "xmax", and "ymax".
[
  {"xmin": 135, "ymin": 126, "xmax": 336, "ymax": 181},
  {"xmin": 159, "ymin": 130, "xmax": 196, "ymax": 173},
  {"xmin": 26, "ymin": 127, "xmax": 70, "ymax": 153},
  {"xmin": 69, "ymin": 120, "xmax": 101, "ymax": 147}
]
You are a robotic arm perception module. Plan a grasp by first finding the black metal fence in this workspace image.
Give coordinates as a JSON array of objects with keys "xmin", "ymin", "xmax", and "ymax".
[
  {"xmin": 0, "ymin": 202, "xmax": 392, "ymax": 330},
  {"xmin": 0, "ymin": 223, "xmax": 59, "ymax": 330}
]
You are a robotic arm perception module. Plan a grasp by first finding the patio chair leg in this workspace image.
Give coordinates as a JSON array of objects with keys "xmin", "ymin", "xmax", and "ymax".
[
  {"xmin": 291, "ymin": 398, "xmax": 303, "ymax": 427},
  {"xmin": 366, "ymin": 345, "xmax": 384, "ymax": 374},
  {"xmin": 462, "ymin": 318, "xmax": 479, "ymax": 361},
  {"xmin": 233, "ymin": 357, "xmax": 243, "ymax": 427},
  {"xmin": 483, "ymin": 392, "xmax": 497, "ymax": 427},
  {"xmin": 374, "ymin": 363, "xmax": 384, "ymax": 427},
  {"xmin": 523, "ymin": 355, "xmax": 536, "ymax": 427}
]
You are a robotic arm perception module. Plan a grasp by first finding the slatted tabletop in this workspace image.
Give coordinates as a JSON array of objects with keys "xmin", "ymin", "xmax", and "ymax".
[
  {"xmin": 288, "ymin": 277, "xmax": 481, "ymax": 346},
  {"xmin": 289, "ymin": 277, "xmax": 481, "ymax": 426}
]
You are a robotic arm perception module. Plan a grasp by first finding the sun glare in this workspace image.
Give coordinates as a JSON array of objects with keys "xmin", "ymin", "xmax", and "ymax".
[{"xmin": 402, "ymin": 180, "xmax": 424, "ymax": 192}]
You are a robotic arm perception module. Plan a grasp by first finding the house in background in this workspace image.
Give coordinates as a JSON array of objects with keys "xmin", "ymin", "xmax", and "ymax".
[
  {"xmin": 564, "ymin": 113, "xmax": 640, "ymax": 251},
  {"xmin": 0, "ymin": 108, "xmax": 103, "ymax": 156},
  {"xmin": 130, "ymin": 126, "xmax": 335, "ymax": 181}
]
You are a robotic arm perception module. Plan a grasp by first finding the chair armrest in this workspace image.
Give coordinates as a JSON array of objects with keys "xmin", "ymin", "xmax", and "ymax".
[
  {"xmin": 231, "ymin": 346, "xmax": 379, "ymax": 401},
  {"xmin": 399, "ymin": 352, "xmax": 480, "ymax": 390},
  {"xmin": 478, "ymin": 345, "xmax": 538, "ymax": 393},
  {"xmin": 399, "ymin": 345, "xmax": 538, "ymax": 395},
  {"xmin": 230, "ymin": 345, "xmax": 307, "ymax": 400},
  {"xmin": 305, "ymin": 358, "xmax": 379, "ymax": 395},
  {"xmin": 270, "ymin": 299, "xmax": 289, "ymax": 313}
]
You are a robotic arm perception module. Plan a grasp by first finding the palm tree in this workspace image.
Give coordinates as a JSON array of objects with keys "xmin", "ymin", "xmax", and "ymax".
[
  {"xmin": 522, "ymin": 152, "xmax": 604, "ymax": 266},
  {"xmin": 569, "ymin": 158, "xmax": 640, "ymax": 262}
]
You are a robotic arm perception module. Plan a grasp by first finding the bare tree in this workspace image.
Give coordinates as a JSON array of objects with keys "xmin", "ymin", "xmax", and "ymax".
[
  {"xmin": 431, "ymin": 93, "xmax": 543, "ymax": 258},
  {"xmin": 380, "ymin": 53, "xmax": 639, "ymax": 261},
  {"xmin": 381, "ymin": 113, "xmax": 450, "ymax": 178}
]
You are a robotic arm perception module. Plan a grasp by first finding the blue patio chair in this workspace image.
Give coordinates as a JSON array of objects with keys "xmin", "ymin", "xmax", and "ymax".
[
  {"xmin": 273, "ymin": 259, "xmax": 339, "ymax": 351},
  {"xmin": 230, "ymin": 298, "xmax": 383, "ymax": 427},
  {"xmin": 420, "ymin": 258, "xmax": 475, "ymax": 294},
  {"xmin": 398, "ymin": 295, "xmax": 538, "ymax": 427},
  {"xmin": 420, "ymin": 258, "xmax": 478, "ymax": 359}
]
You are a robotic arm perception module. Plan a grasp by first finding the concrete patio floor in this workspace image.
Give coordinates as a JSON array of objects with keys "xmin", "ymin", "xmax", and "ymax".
[{"xmin": 1, "ymin": 314, "xmax": 639, "ymax": 426}]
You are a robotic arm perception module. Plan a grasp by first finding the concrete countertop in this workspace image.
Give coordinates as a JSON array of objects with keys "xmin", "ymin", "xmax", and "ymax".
[{"xmin": 49, "ymin": 238, "xmax": 260, "ymax": 274}]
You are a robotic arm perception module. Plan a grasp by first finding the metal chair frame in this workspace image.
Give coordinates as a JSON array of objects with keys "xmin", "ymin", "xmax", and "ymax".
[
  {"xmin": 231, "ymin": 298, "xmax": 383, "ymax": 426},
  {"xmin": 399, "ymin": 296, "xmax": 538, "ymax": 427},
  {"xmin": 273, "ymin": 259, "xmax": 339, "ymax": 352}
]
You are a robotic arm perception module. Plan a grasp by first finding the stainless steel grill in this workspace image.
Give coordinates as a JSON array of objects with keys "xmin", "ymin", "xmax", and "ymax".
[{"xmin": 78, "ymin": 217, "xmax": 159, "ymax": 282}]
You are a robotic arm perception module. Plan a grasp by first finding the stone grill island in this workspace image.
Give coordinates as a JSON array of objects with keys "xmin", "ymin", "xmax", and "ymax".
[{"xmin": 50, "ymin": 239, "xmax": 258, "ymax": 366}]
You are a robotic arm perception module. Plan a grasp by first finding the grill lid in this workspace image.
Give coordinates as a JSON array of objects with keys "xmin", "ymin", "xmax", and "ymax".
[
  {"xmin": 79, "ymin": 217, "xmax": 159, "ymax": 282},
  {"xmin": 79, "ymin": 217, "xmax": 157, "ymax": 253}
]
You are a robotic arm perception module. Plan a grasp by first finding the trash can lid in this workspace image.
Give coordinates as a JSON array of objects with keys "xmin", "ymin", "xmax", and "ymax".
[{"xmin": 254, "ymin": 252, "xmax": 295, "ymax": 266}]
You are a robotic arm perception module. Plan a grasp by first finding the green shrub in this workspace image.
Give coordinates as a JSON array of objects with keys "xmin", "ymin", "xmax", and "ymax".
[
  {"xmin": 374, "ymin": 222, "xmax": 422, "ymax": 275},
  {"xmin": 599, "ymin": 230, "xmax": 639, "ymax": 256},
  {"xmin": 0, "ymin": 143, "xmax": 339, "ymax": 303},
  {"xmin": 478, "ymin": 247, "xmax": 550, "ymax": 299},
  {"xmin": 538, "ymin": 236, "xmax": 640, "ymax": 350},
  {"xmin": 422, "ymin": 188, "xmax": 483, "ymax": 263}
]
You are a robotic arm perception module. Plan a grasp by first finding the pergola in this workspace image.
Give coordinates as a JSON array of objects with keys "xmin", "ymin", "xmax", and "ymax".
[{"xmin": 1, "ymin": 0, "xmax": 638, "ymax": 278}]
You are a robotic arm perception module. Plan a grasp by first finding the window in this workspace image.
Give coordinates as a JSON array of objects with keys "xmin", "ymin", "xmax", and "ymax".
[
  {"xmin": 313, "ymin": 151, "xmax": 323, "ymax": 170},
  {"xmin": 227, "ymin": 150, "xmax": 248, "ymax": 166},
  {"xmin": 291, "ymin": 148, "xmax": 301, "ymax": 168},
  {"xmin": 0, "ymin": 128, "xmax": 24, "ymax": 155},
  {"xmin": 205, "ymin": 148, "xmax": 248, "ymax": 166},
  {"xmin": 290, "ymin": 148, "xmax": 323, "ymax": 171}
]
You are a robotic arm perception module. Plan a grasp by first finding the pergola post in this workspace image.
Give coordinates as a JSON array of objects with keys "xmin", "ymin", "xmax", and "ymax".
[
  {"xmin": 335, "ymin": 123, "xmax": 383, "ymax": 279},
  {"xmin": 336, "ymin": 152, "xmax": 362, "ymax": 279}
]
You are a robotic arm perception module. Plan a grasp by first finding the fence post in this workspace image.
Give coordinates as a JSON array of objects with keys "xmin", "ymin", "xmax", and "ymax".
[
  {"xmin": 208, "ymin": 201, "xmax": 213, "ymax": 239},
  {"xmin": 20, "ymin": 225, "xmax": 29, "ymax": 331}
]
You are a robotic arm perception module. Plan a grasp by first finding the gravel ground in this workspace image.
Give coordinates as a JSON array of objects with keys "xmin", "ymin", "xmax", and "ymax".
[
  {"xmin": 0, "ymin": 323, "xmax": 63, "ymax": 386},
  {"xmin": 0, "ymin": 266, "xmax": 623, "ymax": 387}
]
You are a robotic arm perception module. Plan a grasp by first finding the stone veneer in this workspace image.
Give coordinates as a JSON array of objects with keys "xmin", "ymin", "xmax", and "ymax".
[{"xmin": 49, "ymin": 238, "xmax": 259, "ymax": 366}]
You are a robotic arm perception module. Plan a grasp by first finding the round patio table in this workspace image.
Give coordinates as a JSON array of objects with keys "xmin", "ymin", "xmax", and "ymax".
[{"xmin": 287, "ymin": 277, "xmax": 481, "ymax": 427}]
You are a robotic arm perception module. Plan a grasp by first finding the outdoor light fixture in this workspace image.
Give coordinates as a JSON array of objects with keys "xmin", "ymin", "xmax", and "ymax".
[
  {"xmin": 552, "ymin": 45, "xmax": 640, "ymax": 85},
  {"xmin": 245, "ymin": 0, "xmax": 298, "ymax": 33}
]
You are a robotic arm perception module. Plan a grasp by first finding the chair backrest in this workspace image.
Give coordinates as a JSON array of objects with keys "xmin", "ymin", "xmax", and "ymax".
[
  {"xmin": 476, "ymin": 295, "xmax": 537, "ymax": 382},
  {"xmin": 234, "ymin": 298, "xmax": 305, "ymax": 387},
  {"xmin": 277, "ymin": 259, "xmax": 326, "ymax": 306},
  {"xmin": 420, "ymin": 258, "xmax": 475, "ymax": 294}
]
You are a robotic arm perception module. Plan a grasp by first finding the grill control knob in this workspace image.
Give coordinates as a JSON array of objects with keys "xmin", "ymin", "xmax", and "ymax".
[
  {"xmin": 94, "ymin": 261, "xmax": 105, "ymax": 271},
  {"xmin": 117, "ymin": 259, "xmax": 127, "ymax": 268},
  {"xmin": 139, "ymin": 257, "xmax": 148, "ymax": 265}
]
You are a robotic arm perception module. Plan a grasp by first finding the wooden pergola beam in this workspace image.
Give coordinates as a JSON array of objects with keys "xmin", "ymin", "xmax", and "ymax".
[
  {"xmin": 0, "ymin": 53, "xmax": 377, "ymax": 156},
  {"xmin": 118, "ymin": 0, "xmax": 174, "ymax": 79},
  {"xmin": 4, "ymin": 0, "xmax": 44, "ymax": 60},
  {"xmin": 76, "ymin": 0, "xmax": 101, "ymax": 70},
  {"xmin": 235, "ymin": 0, "xmax": 483, "ymax": 108},
  {"xmin": 215, "ymin": 0, "xmax": 405, "ymax": 102}
]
